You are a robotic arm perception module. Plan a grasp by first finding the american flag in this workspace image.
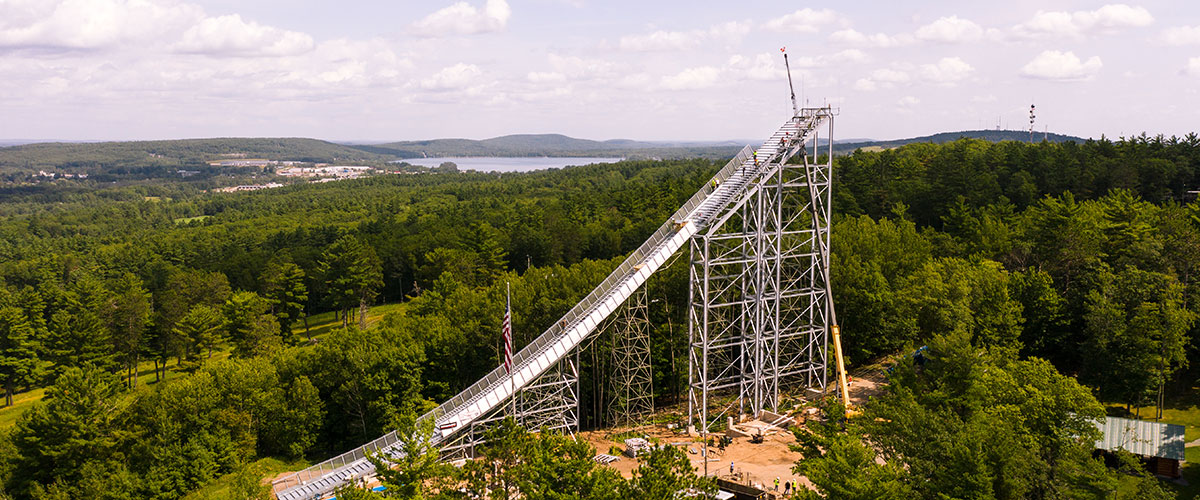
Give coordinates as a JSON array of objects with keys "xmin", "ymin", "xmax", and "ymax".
[{"xmin": 502, "ymin": 286, "xmax": 512, "ymax": 374}]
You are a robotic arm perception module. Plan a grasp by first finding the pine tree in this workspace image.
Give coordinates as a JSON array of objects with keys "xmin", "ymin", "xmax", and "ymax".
[
  {"xmin": 0, "ymin": 306, "xmax": 39, "ymax": 406},
  {"xmin": 106, "ymin": 273, "xmax": 151, "ymax": 388},
  {"xmin": 261, "ymin": 256, "xmax": 307, "ymax": 343},
  {"xmin": 317, "ymin": 236, "xmax": 382, "ymax": 329},
  {"xmin": 173, "ymin": 304, "xmax": 224, "ymax": 362}
]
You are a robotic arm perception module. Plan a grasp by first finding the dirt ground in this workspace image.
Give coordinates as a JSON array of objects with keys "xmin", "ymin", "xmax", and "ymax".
[
  {"xmin": 272, "ymin": 368, "xmax": 889, "ymax": 497},
  {"xmin": 581, "ymin": 368, "xmax": 887, "ymax": 496}
]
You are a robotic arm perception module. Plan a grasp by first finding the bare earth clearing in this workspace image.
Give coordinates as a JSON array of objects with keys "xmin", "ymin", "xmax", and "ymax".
[
  {"xmin": 581, "ymin": 368, "xmax": 887, "ymax": 496},
  {"xmin": 267, "ymin": 369, "xmax": 889, "ymax": 497}
]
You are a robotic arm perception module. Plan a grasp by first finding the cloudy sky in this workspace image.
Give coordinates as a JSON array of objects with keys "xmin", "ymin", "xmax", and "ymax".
[{"xmin": 1, "ymin": 0, "xmax": 1197, "ymax": 142}]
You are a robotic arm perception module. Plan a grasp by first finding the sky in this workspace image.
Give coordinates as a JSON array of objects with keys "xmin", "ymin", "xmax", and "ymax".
[{"xmin": 1, "ymin": 0, "xmax": 1198, "ymax": 142}]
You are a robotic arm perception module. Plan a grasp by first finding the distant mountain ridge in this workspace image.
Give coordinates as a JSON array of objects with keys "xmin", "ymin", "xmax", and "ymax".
[
  {"xmin": 0, "ymin": 130, "xmax": 1092, "ymax": 174},
  {"xmin": 351, "ymin": 133, "xmax": 743, "ymax": 159},
  {"xmin": 0, "ymin": 137, "xmax": 392, "ymax": 173},
  {"xmin": 836, "ymin": 129, "xmax": 1087, "ymax": 154},
  {"xmin": 355, "ymin": 130, "xmax": 1089, "ymax": 158}
]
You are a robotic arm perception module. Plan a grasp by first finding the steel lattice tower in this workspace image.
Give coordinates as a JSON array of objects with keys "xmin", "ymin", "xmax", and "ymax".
[
  {"xmin": 688, "ymin": 108, "xmax": 834, "ymax": 433},
  {"xmin": 606, "ymin": 287, "xmax": 654, "ymax": 427},
  {"xmin": 439, "ymin": 354, "xmax": 579, "ymax": 460}
]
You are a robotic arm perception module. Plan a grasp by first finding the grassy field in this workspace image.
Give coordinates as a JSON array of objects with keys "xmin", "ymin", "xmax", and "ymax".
[
  {"xmin": 181, "ymin": 456, "xmax": 309, "ymax": 500},
  {"xmin": 0, "ymin": 302, "xmax": 406, "ymax": 430},
  {"xmin": 173, "ymin": 215, "xmax": 211, "ymax": 224},
  {"xmin": 296, "ymin": 302, "xmax": 404, "ymax": 340}
]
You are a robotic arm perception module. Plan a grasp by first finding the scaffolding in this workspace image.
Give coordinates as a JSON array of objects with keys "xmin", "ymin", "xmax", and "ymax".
[
  {"xmin": 688, "ymin": 108, "xmax": 834, "ymax": 434},
  {"xmin": 439, "ymin": 352, "xmax": 579, "ymax": 460},
  {"xmin": 606, "ymin": 287, "xmax": 655, "ymax": 427}
]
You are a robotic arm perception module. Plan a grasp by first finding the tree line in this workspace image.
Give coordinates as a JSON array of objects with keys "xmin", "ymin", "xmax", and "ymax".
[{"xmin": 0, "ymin": 136, "xmax": 1195, "ymax": 498}]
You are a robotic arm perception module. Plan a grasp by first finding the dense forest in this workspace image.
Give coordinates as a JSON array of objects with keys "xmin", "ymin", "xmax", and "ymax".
[
  {"xmin": 0, "ymin": 134, "xmax": 1196, "ymax": 499},
  {"xmin": 0, "ymin": 138, "xmax": 394, "ymax": 174}
]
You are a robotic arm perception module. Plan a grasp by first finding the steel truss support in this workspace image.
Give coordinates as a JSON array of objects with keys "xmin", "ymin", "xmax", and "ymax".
[
  {"xmin": 439, "ymin": 353, "xmax": 579, "ymax": 461},
  {"xmin": 606, "ymin": 287, "xmax": 655, "ymax": 427},
  {"xmin": 688, "ymin": 108, "xmax": 834, "ymax": 434}
]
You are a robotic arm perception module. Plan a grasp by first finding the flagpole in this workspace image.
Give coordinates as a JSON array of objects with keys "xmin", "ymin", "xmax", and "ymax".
[{"xmin": 507, "ymin": 281, "xmax": 516, "ymax": 420}]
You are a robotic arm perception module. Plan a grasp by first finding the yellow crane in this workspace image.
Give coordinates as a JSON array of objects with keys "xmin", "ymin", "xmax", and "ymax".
[{"xmin": 831, "ymin": 323, "xmax": 858, "ymax": 418}]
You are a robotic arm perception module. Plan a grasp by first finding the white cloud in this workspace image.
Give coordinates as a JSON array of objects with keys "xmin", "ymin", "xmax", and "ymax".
[
  {"xmin": 898, "ymin": 96, "xmax": 920, "ymax": 107},
  {"xmin": 829, "ymin": 29, "xmax": 911, "ymax": 48},
  {"xmin": 919, "ymin": 57, "xmax": 974, "ymax": 85},
  {"xmin": 765, "ymin": 8, "xmax": 840, "ymax": 33},
  {"xmin": 421, "ymin": 63, "xmax": 483, "ymax": 90},
  {"xmin": 707, "ymin": 21, "xmax": 751, "ymax": 43},
  {"xmin": 174, "ymin": 14, "xmax": 313, "ymax": 57},
  {"xmin": 526, "ymin": 71, "xmax": 566, "ymax": 83},
  {"xmin": 1013, "ymin": 4, "xmax": 1153, "ymax": 39},
  {"xmin": 0, "ymin": 0, "xmax": 317, "ymax": 59},
  {"xmin": 726, "ymin": 53, "xmax": 785, "ymax": 81},
  {"xmin": 1186, "ymin": 57, "xmax": 1200, "ymax": 77},
  {"xmin": 852, "ymin": 78, "xmax": 877, "ymax": 91},
  {"xmin": 660, "ymin": 66, "xmax": 722, "ymax": 90},
  {"xmin": 619, "ymin": 30, "xmax": 697, "ymax": 51},
  {"xmin": 537, "ymin": 53, "xmax": 617, "ymax": 82},
  {"xmin": 411, "ymin": 0, "xmax": 511, "ymax": 37},
  {"xmin": 872, "ymin": 68, "xmax": 910, "ymax": 83},
  {"xmin": 915, "ymin": 16, "xmax": 984, "ymax": 43},
  {"xmin": 788, "ymin": 49, "xmax": 868, "ymax": 68},
  {"xmin": 1160, "ymin": 25, "xmax": 1200, "ymax": 45},
  {"xmin": 1020, "ymin": 50, "xmax": 1102, "ymax": 80},
  {"xmin": 619, "ymin": 20, "xmax": 750, "ymax": 52},
  {"xmin": 0, "ymin": 0, "xmax": 202, "ymax": 50},
  {"xmin": 853, "ymin": 68, "xmax": 910, "ymax": 91}
]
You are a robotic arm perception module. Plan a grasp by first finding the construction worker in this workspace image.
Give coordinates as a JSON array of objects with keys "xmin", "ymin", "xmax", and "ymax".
[
  {"xmin": 774, "ymin": 477, "xmax": 779, "ymax": 491},
  {"xmin": 730, "ymin": 461, "xmax": 734, "ymax": 475},
  {"xmin": 784, "ymin": 480, "xmax": 791, "ymax": 495},
  {"xmin": 753, "ymin": 151, "xmax": 758, "ymax": 166}
]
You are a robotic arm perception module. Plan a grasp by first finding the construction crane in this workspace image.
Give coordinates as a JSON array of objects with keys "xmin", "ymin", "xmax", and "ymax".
[
  {"xmin": 831, "ymin": 324, "xmax": 857, "ymax": 418},
  {"xmin": 783, "ymin": 46, "xmax": 855, "ymax": 420}
]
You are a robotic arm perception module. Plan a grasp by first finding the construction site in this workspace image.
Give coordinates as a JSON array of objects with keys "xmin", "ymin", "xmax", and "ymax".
[{"xmin": 577, "ymin": 369, "xmax": 884, "ymax": 498}]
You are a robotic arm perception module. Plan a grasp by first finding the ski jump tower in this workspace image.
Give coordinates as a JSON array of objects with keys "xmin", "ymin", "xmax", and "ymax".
[
  {"xmin": 687, "ymin": 108, "xmax": 834, "ymax": 435},
  {"xmin": 272, "ymin": 106, "xmax": 835, "ymax": 500}
]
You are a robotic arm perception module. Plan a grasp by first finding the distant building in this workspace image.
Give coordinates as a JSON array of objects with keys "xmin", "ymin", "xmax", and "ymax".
[
  {"xmin": 215, "ymin": 183, "xmax": 283, "ymax": 193},
  {"xmin": 208, "ymin": 159, "xmax": 274, "ymax": 167},
  {"xmin": 1094, "ymin": 416, "xmax": 1186, "ymax": 478},
  {"xmin": 277, "ymin": 165, "xmax": 376, "ymax": 179}
]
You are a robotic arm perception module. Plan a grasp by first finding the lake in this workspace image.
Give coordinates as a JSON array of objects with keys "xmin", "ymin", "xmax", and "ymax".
[{"xmin": 393, "ymin": 156, "xmax": 624, "ymax": 173}]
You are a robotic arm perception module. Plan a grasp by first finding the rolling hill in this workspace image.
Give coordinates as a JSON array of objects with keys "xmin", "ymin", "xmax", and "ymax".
[
  {"xmin": 835, "ymin": 129, "xmax": 1087, "ymax": 154},
  {"xmin": 0, "ymin": 130, "xmax": 1093, "ymax": 176},
  {"xmin": 0, "ymin": 138, "xmax": 395, "ymax": 174},
  {"xmin": 352, "ymin": 134, "xmax": 744, "ymax": 159}
]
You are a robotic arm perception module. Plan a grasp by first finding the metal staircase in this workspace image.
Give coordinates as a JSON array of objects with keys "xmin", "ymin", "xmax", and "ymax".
[{"xmin": 272, "ymin": 110, "xmax": 830, "ymax": 500}]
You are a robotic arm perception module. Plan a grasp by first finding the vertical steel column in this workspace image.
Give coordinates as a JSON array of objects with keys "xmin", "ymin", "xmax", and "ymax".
[{"xmin": 688, "ymin": 108, "xmax": 834, "ymax": 433}]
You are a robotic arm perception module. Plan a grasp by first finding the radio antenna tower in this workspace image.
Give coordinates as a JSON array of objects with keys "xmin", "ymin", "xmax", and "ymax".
[
  {"xmin": 1029, "ymin": 104, "xmax": 1036, "ymax": 143},
  {"xmin": 781, "ymin": 47, "xmax": 798, "ymax": 116}
]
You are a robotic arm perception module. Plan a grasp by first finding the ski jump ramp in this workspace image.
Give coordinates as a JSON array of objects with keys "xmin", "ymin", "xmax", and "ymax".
[{"xmin": 273, "ymin": 108, "xmax": 833, "ymax": 500}]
